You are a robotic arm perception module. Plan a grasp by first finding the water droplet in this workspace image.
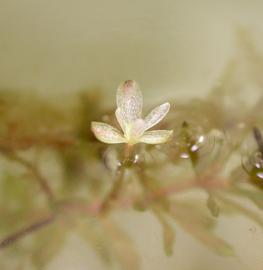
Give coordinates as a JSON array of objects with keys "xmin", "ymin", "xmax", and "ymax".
[{"xmin": 103, "ymin": 147, "xmax": 122, "ymax": 173}]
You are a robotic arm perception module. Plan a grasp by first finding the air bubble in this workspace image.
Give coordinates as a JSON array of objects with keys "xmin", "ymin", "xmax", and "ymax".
[
  {"xmin": 103, "ymin": 146, "xmax": 122, "ymax": 173},
  {"xmin": 241, "ymin": 127, "xmax": 263, "ymax": 184},
  {"xmin": 171, "ymin": 121, "xmax": 214, "ymax": 161}
]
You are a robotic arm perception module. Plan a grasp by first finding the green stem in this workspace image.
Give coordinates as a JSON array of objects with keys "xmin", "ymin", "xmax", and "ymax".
[{"xmin": 100, "ymin": 144, "xmax": 133, "ymax": 213}]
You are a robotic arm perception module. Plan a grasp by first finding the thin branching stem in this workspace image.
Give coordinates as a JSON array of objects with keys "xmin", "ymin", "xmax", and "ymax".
[
  {"xmin": 0, "ymin": 174, "xmax": 234, "ymax": 249},
  {"xmin": 100, "ymin": 144, "xmax": 133, "ymax": 213},
  {"xmin": 100, "ymin": 167, "xmax": 125, "ymax": 213},
  {"xmin": 5, "ymin": 152, "xmax": 55, "ymax": 202},
  {"xmin": 0, "ymin": 214, "xmax": 55, "ymax": 249}
]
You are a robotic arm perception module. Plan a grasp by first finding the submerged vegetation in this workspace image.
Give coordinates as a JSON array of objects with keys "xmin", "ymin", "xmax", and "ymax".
[{"xmin": 1, "ymin": 31, "xmax": 263, "ymax": 269}]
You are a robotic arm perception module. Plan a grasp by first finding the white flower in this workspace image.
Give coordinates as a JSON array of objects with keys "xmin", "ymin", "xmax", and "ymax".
[{"xmin": 91, "ymin": 80, "xmax": 173, "ymax": 145}]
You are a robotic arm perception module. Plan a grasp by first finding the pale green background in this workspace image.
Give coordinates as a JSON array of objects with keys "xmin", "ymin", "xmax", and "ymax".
[
  {"xmin": 0, "ymin": 1, "xmax": 263, "ymax": 269},
  {"xmin": 1, "ymin": 0, "xmax": 263, "ymax": 103}
]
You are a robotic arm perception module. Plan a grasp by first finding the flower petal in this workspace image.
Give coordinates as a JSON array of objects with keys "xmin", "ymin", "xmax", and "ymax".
[
  {"xmin": 139, "ymin": 130, "xmax": 173, "ymax": 144},
  {"xmin": 91, "ymin": 122, "xmax": 126, "ymax": 144},
  {"xmin": 116, "ymin": 80, "xmax": 143, "ymax": 123},
  {"xmin": 115, "ymin": 107, "xmax": 126, "ymax": 133},
  {"xmin": 130, "ymin": 118, "xmax": 146, "ymax": 139},
  {"xmin": 144, "ymin": 102, "xmax": 170, "ymax": 131}
]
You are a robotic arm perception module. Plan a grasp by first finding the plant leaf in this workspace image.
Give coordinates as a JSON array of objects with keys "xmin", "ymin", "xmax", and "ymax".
[
  {"xmin": 153, "ymin": 208, "xmax": 175, "ymax": 256},
  {"xmin": 101, "ymin": 218, "xmax": 141, "ymax": 270},
  {"xmin": 77, "ymin": 217, "xmax": 113, "ymax": 265},
  {"xmin": 206, "ymin": 193, "xmax": 220, "ymax": 218},
  {"xmin": 78, "ymin": 216, "xmax": 141, "ymax": 270},
  {"xmin": 170, "ymin": 201, "xmax": 234, "ymax": 256},
  {"xmin": 31, "ymin": 222, "xmax": 66, "ymax": 269}
]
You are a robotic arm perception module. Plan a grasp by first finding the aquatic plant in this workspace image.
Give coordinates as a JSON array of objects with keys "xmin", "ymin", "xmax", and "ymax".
[{"xmin": 0, "ymin": 31, "xmax": 263, "ymax": 270}]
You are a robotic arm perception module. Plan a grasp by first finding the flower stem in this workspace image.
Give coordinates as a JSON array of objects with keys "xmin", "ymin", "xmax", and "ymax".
[
  {"xmin": 124, "ymin": 144, "xmax": 134, "ymax": 160},
  {"xmin": 100, "ymin": 144, "xmax": 133, "ymax": 213},
  {"xmin": 100, "ymin": 166, "xmax": 125, "ymax": 214}
]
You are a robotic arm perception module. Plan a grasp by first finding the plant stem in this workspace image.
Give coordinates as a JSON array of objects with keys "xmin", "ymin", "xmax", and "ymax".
[
  {"xmin": 6, "ymin": 152, "xmax": 54, "ymax": 202},
  {"xmin": 0, "ymin": 214, "xmax": 55, "ymax": 249},
  {"xmin": 100, "ymin": 167, "xmax": 125, "ymax": 213},
  {"xmin": 124, "ymin": 144, "xmax": 134, "ymax": 160},
  {"xmin": 100, "ymin": 144, "xmax": 133, "ymax": 213}
]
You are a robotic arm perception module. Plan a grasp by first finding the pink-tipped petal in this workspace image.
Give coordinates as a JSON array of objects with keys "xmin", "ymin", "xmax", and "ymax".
[
  {"xmin": 139, "ymin": 130, "xmax": 173, "ymax": 144},
  {"xmin": 91, "ymin": 122, "xmax": 126, "ymax": 144},
  {"xmin": 116, "ymin": 80, "xmax": 143, "ymax": 123},
  {"xmin": 144, "ymin": 102, "xmax": 170, "ymax": 131}
]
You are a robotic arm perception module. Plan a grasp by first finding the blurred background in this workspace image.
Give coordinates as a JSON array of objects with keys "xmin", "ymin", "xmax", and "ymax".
[
  {"xmin": 0, "ymin": 0, "xmax": 263, "ymax": 104},
  {"xmin": 1, "ymin": 0, "xmax": 263, "ymax": 270}
]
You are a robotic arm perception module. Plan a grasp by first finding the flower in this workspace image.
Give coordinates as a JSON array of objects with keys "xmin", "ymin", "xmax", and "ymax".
[{"xmin": 91, "ymin": 80, "xmax": 173, "ymax": 145}]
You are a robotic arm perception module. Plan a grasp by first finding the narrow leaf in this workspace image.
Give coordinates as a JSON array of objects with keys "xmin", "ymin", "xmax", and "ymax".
[
  {"xmin": 171, "ymin": 202, "xmax": 234, "ymax": 256},
  {"xmin": 153, "ymin": 208, "xmax": 175, "ymax": 256},
  {"xmin": 207, "ymin": 193, "xmax": 220, "ymax": 218}
]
